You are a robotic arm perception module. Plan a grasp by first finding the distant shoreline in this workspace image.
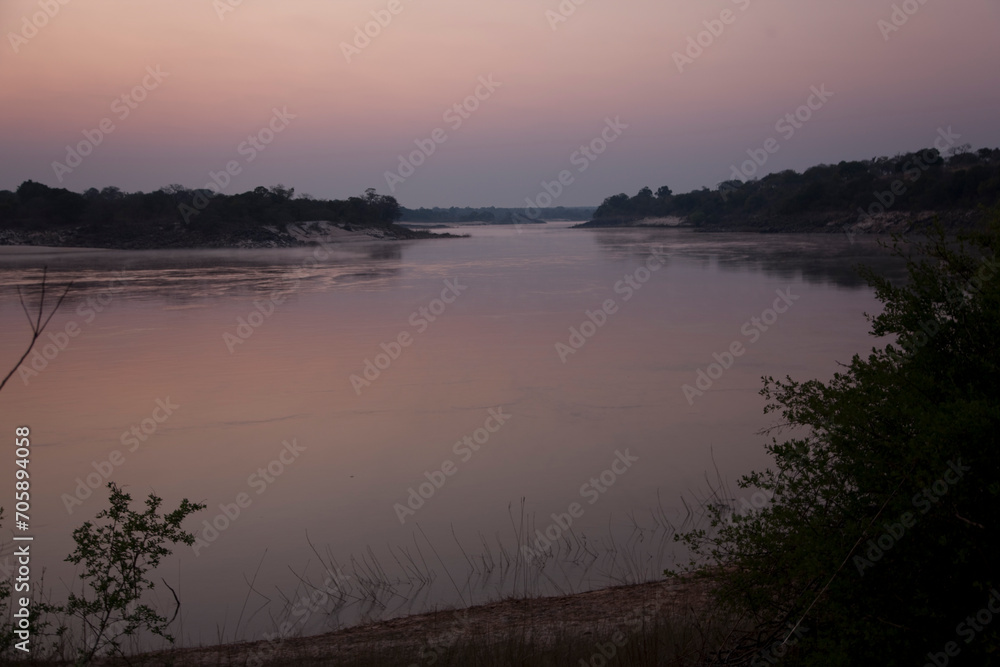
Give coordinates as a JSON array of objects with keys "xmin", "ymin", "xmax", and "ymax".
[
  {"xmin": 0, "ymin": 221, "xmax": 462, "ymax": 251},
  {"xmin": 3, "ymin": 208, "xmax": 989, "ymax": 252},
  {"xmin": 574, "ymin": 208, "xmax": 988, "ymax": 235}
]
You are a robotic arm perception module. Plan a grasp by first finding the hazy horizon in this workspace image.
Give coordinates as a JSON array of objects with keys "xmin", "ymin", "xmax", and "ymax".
[{"xmin": 2, "ymin": 0, "xmax": 998, "ymax": 208}]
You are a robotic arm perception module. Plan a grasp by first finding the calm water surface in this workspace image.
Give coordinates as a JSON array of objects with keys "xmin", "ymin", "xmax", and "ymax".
[{"xmin": 0, "ymin": 223, "xmax": 904, "ymax": 646}]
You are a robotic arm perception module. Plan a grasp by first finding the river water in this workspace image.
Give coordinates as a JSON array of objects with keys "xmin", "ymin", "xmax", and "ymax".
[{"xmin": 0, "ymin": 223, "xmax": 905, "ymax": 647}]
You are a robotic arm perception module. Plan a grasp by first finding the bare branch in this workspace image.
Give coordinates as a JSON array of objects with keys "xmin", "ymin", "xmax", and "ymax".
[
  {"xmin": 955, "ymin": 512, "xmax": 986, "ymax": 530},
  {"xmin": 0, "ymin": 268, "xmax": 74, "ymax": 393},
  {"xmin": 161, "ymin": 578, "xmax": 182, "ymax": 626}
]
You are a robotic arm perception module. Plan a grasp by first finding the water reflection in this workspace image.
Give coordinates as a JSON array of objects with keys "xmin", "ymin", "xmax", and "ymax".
[
  {"xmin": 0, "ymin": 224, "xmax": 907, "ymax": 645},
  {"xmin": 0, "ymin": 242, "xmax": 409, "ymax": 303},
  {"xmin": 0, "ymin": 228, "xmax": 906, "ymax": 306},
  {"xmin": 589, "ymin": 229, "xmax": 906, "ymax": 288}
]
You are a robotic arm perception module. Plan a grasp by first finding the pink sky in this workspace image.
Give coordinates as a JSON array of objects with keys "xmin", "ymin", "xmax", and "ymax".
[{"xmin": 1, "ymin": 0, "xmax": 998, "ymax": 206}]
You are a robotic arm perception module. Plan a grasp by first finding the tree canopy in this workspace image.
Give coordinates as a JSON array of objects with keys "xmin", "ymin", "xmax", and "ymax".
[
  {"xmin": 590, "ymin": 146, "xmax": 1000, "ymax": 230},
  {"xmin": 0, "ymin": 182, "xmax": 402, "ymax": 248},
  {"xmin": 673, "ymin": 217, "xmax": 1000, "ymax": 665}
]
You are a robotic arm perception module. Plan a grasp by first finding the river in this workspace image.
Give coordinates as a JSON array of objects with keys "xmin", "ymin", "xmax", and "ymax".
[{"xmin": 0, "ymin": 223, "xmax": 905, "ymax": 647}]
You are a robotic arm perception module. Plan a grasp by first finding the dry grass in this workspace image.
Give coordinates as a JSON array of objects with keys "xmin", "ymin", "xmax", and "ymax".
[
  {"xmin": 145, "ymin": 577, "xmax": 729, "ymax": 666},
  {"xmin": 10, "ymin": 577, "xmax": 736, "ymax": 666}
]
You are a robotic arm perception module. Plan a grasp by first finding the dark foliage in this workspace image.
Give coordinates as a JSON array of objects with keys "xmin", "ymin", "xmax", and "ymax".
[
  {"xmin": 673, "ymin": 216, "xmax": 1000, "ymax": 665},
  {"xmin": 0, "ymin": 183, "xmax": 403, "ymax": 248},
  {"xmin": 590, "ymin": 146, "xmax": 1000, "ymax": 230},
  {"xmin": 399, "ymin": 206, "xmax": 597, "ymax": 223}
]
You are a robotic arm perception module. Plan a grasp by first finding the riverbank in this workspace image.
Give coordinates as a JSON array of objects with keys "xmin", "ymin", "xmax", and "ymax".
[
  {"xmin": 0, "ymin": 220, "xmax": 460, "ymax": 250},
  {"xmin": 575, "ymin": 208, "xmax": 987, "ymax": 234},
  {"xmin": 147, "ymin": 578, "xmax": 719, "ymax": 667}
]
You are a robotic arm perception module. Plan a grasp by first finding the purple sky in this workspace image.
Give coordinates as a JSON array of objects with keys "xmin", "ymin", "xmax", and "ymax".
[{"xmin": 1, "ymin": 0, "xmax": 998, "ymax": 207}]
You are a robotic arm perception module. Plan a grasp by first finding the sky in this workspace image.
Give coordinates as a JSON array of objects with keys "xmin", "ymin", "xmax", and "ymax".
[{"xmin": 1, "ymin": 0, "xmax": 998, "ymax": 208}]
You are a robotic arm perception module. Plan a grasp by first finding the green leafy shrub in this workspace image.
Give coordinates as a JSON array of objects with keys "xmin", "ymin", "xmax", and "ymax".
[
  {"xmin": 44, "ymin": 483, "xmax": 204, "ymax": 665},
  {"xmin": 673, "ymin": 218, "xmax": 1000, "ymax": 665}
]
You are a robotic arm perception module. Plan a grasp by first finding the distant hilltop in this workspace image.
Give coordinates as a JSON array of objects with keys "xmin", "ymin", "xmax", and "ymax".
[
  {"xmin": 578, "ymin": 145, "xmax": 1000, "ymax": 234},
  {"xmin": 0, "ymin": 184, "xmax": 454, "ymax": 249}
]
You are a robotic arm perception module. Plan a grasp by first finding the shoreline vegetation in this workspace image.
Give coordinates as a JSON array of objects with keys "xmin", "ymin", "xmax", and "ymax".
[
  {"xmin": 576, "ymin": 144, "xmax": 999, "ymax": 234},
  {"xmin": 3, "ymin": 144, "xmax": 997, "ymax": 251},
  {"xmin": 399, "ymin": 205, "xmax": 597, "ymax": 225},
  {"xmin": 0, "ymin": 185, "xmax": 596, "ymax": 251},
  {"xmin": 11, "ymin": 577, "xmax": 725, "ymax": 666},
  {"xmin": 0, "ymin": 184, "xmax": 460, "ymax": 250},
  {"xmin": 151, "ymin": 578, "xmax": 721, "ymax": 667}
]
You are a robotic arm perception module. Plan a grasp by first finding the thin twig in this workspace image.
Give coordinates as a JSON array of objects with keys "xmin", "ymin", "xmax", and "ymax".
[
  {"xmin": 161, "ymin": 578, "xmax": 182, "ymax": 625},
  {"xmin": 0, "ymin": 268, "xmax": 74, "ymax": 392}
]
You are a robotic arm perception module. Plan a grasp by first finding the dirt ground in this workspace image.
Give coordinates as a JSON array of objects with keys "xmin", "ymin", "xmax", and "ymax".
[{"xmin": 156, "ymin": 577, "xmax": 712, "ymax": 666}]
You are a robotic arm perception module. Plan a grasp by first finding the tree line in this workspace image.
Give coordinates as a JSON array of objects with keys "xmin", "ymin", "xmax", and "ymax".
[
  {"xmin": 0, "ymin": 182, "xmax": 402, "ymax": 247},
  {"xmin": 399, "ymin": 205, "xmax": 597, "ymax": 224},
  {"xmin": 589, "ymin": 145, "xmax": 1000, "ymax": 229}
]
